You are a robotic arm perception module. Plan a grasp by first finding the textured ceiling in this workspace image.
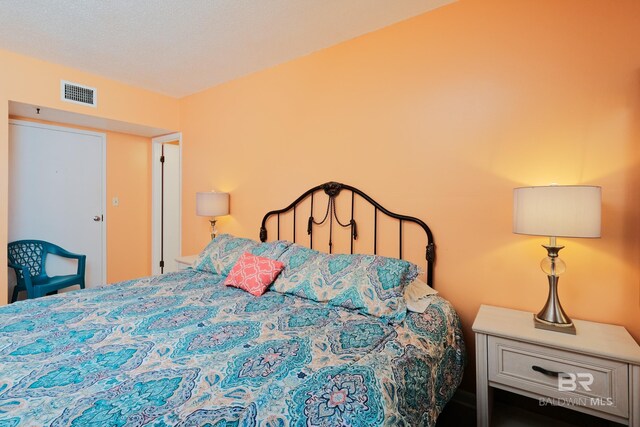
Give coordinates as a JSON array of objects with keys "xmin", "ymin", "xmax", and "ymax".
[{"xmin": 0, "ymin": 0, "xmax": 454, "ymax": 97}]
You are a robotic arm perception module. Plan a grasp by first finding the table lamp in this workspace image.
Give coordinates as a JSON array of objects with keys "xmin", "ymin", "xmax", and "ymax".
[
  {"xmin": 513, "ymin": 185, "xmax": 601, "ymax": 334},
  {"xmin": 196, "ymin": 191, "xmax": 229, "ymax": 239}
]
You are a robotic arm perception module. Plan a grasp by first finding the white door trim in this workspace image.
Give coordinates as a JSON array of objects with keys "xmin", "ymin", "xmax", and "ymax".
[
  {"xmin": 8, "ymin": 118, "xmax": 107, "ymax": 285},
  {"xmin": 151, "ymin": 132, "xmax": 182, "ymax": 275}
]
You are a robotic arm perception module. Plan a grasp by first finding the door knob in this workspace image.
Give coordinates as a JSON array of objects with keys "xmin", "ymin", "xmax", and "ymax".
[{"xmin": 93, "ymin": 215, "xmax": 102, "ymax": 222}]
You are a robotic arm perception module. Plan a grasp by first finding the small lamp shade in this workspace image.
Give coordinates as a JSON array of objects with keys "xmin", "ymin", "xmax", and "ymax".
[
  {"xmin": 513, "ymin": 185, "xmax": 601, "ymax": 238},
  {"xmin": 196, "ymin": 191, "xmax": 229, "ymax": 217}
]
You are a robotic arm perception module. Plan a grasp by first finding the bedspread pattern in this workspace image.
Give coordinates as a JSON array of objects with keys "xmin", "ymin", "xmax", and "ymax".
[{"xmin": 0, "ymin": 270, "xmax": 465, "ymax": 426}]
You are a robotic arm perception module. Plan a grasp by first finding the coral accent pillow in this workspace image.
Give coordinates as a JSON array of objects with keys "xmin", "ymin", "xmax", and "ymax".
[{"xmin": 224, "ymin": 252, "xmax": 285, "ymax": 296}]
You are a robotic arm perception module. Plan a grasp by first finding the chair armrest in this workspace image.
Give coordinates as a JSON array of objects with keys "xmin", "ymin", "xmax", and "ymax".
[
  {"xmin": 54, "ymin": 250, "xmax": 86, "ymax": 278},
  {"xmin": 45, "ymin": 246, "xmax": 87, "ymax": 278},
  {"xmin": 48, "ymin": 246, "xmax": 84, "ymax": 260}
]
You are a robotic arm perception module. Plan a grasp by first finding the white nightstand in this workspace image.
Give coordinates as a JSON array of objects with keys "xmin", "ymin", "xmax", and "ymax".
[
  {"xmin": 473, "ymin": 305, "xmax": 640, "ymax": 427},
  {"xmin": 175, "ymin": 255, "xmax": 197, "ymax": 270}
]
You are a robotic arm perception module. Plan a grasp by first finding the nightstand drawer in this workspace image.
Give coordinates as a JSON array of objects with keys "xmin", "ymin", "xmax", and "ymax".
[{"xmin": 488, "ymin": 336, "xmax": 629, "ymax": 418}]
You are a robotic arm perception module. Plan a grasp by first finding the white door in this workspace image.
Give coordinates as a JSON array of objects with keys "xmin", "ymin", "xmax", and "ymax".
[
  {"xmin": 8, "ymin": 120, "xmax": 106, "ymax": 291},
  {"xmin": 152, "ymin": 134, "xmax": 181, "ymax": 275}
]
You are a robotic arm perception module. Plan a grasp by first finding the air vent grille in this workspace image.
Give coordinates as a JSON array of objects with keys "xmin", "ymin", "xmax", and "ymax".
[{"xmin": 61, "ymin": 80, "xmax": 97, "ymax": 107}]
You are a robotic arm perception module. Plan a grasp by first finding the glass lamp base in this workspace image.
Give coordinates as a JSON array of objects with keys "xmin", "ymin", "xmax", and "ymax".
[
  {"xmin": 209, "ymin": 218, "xmax": 218, "ymax": 240},
  {"xmin": 534, "ymin": 242, "xmax": 576, "ymax": 335}
]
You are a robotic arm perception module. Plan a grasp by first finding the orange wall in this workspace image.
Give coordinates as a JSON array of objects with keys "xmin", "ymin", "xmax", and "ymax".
[
  {"xmin": 0, "ymin": 49, "xmax": 179, "ymax": 128},
  {"xmin": 0, "ymin": 48, "xmax": 180, "ymax": 304},
  {"xmin": 105, "ymin": 132, "xmax": 152, "ymax": 282},
  {"xmin": 180, "ymin": 0, "xmax": 640, "ymax": 386}
]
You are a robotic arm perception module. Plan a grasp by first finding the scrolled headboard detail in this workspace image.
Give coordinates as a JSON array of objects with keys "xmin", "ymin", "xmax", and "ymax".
[{"xmin": 259, "ymin": 181, "xmax": 436, "ymax": 287}]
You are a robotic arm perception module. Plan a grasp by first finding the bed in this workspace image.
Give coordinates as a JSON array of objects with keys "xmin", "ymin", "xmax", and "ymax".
[{"xmin": 0, "ymin": 182, "xmax": 465, "ymax": 426}]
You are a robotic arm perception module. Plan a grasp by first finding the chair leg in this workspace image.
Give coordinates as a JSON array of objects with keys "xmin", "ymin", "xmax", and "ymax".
[
  {"xmin": 80, "ymin": 279, "xmax": 85, "ymax": 290},
  {"xmin": 11, "ymin": 286, "xmax": 19, "ymax": 303}
]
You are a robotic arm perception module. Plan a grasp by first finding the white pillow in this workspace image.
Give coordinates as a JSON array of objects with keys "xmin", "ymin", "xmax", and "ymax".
[{"xmin": 404, "ymin": 278, "xmax": 438, "ymax": 313}]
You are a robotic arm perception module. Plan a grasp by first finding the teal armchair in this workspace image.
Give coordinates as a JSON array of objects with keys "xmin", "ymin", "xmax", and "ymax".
[{"xmin": 8, "ymin": 240, "xmax": 86, "ymax": 302}]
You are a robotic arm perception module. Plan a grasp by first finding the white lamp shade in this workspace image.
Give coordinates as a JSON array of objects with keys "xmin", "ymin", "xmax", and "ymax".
[
  {"xmin": 196, "ymin": 191, "xmax": 229, "ymax": 217},
  {"xmin": 513, "ymin": 185, "xmax": 601, "ymax": 238}
]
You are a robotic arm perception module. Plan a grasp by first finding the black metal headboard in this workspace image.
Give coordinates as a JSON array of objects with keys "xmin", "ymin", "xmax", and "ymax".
[{"xmin": 259, "ymin": 181, "xmax": 436, "ymax": 287}]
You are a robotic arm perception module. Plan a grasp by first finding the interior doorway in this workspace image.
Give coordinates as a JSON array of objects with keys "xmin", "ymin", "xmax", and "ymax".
[
  {"xmin": 151, "ymin": 133, "xmax": 182, "ymax": 274},
  {"xmin": 8, "ymin": 119, "xmax": 106, "ymax": 293}
]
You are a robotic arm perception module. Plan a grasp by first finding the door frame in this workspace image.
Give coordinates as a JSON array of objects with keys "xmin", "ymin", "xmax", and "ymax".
[
  {"xmin": 8, "ymin": 118, "xmax": 107, "ymax": 284},
  {"xmin": 151, "ymin": 132, "xmax": 182, "ymax": 275}
]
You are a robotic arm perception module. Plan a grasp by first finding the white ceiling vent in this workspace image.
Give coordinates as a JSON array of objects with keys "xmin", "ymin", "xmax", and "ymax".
[{"xmin": 60, "ymin": 80, "xmax": 97, "ymax": 107}]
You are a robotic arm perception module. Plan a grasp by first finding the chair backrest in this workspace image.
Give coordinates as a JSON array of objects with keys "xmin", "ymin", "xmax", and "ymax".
[{"xmin": 8, "ymin": 240, "xmax": 48, "ymax": 278}]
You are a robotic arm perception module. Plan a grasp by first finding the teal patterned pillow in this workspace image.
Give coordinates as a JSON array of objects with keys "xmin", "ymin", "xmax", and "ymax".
[
  {"xmin": 272, "ymin": 243, "xmax": 418, "ymax": 324},
  {"xmin": 192, "ymin": 234, "xmax": 291, "ymax": 276}
]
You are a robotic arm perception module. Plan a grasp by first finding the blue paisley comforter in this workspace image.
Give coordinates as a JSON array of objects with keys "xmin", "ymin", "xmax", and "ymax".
[{"xmin": 0, "ymin": 270, "xmax": 465, "ymax": 426}]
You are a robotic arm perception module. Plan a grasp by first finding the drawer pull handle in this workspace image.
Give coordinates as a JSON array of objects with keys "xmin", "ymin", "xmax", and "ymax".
[{"xmin": 532, "ymin": 365, "xmax": 567, "ymax": 378}]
